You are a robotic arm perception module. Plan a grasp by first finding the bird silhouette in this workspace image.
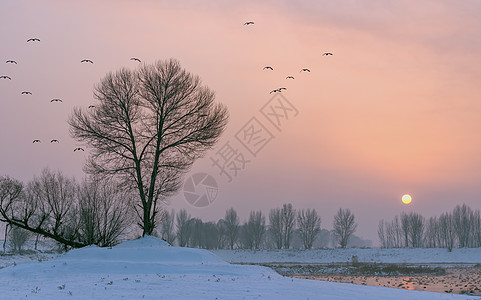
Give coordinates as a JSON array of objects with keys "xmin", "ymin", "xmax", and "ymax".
[
  {"xmin": 322, "ymin": 52, "xmax": 333, "ymax": 56},
  {"xmin": 130, "ymin": 57, "xmax": 141, "ymax": 62},
  {"xmin": 263, "ymin": 66, "xmax": 273, "ymax": 70},
  {"xmin": 81, "ymin": 59, "xmax": 93, "ymax": 64},
  {"xmin": 32, "ymin": 140, "xmax": 41, "ymax": 143},
  {"xmin": 88, "ymin": 105, "xmax": 95, "ymax": 108},
  {"xmin": 270, "ymin": 89, "xmax": 281, "ymax": 94},
  {"xmin": 21, "ymin": 91, "xmax": 32, "ymax": 95},
  {"xmin": 6, "ymin": 60, "xmax": 17, "ymax": 64},
  {"xmin": 50, "ymin": 139, "xmax": 59, "ymax": 143},
  {"xmin": 27, "ymin": 38, "xmax": 40, "ymax": 42},
  {"xmin": 244, "ymin": 21, "xmax": 254, "ymax": 25},
  {"xmin": 50, "ymin": 98, "xmax": 63, "ymax": 102},
  {"xmin": 286, "ymin": 76, "xmax": 295, "ymax": 79},
  {"xmin": 0, "ymin": 75, "xmax": 11, "ymax": 80},
  {"xmin": 300, "ymin": 68, "xmax": 311, "ymax": 72},
  {"xmin": 74, "ymin": 147, "xmax": 85, "ymax": 152}
]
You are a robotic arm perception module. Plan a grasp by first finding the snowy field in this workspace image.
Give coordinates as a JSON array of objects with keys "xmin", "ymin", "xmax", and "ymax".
[
  {"xmin": 1, "ymin": 238, "xmax": 480, "ymax": 299},
  {"xmin": 211, "ymin": 247, "xmax": 481, "ymax": 265}
]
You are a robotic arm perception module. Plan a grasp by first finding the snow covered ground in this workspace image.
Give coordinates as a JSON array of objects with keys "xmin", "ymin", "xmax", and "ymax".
[
  {"xmin": 1, "ymin": 238, "xmax": 479, "ymax": 299},
  {"xmin": 212, "ymin": 247, "xmax": 481, "ymax": 265}
]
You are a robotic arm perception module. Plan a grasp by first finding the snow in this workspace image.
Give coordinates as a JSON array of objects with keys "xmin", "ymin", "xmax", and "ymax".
[
  {"xmin": 0, "ymin": 237, "xmax": 478, "ymax": 299},
  {"xmin": 212, "ymin": 247, "xmax": 481, "ymax": 265}
]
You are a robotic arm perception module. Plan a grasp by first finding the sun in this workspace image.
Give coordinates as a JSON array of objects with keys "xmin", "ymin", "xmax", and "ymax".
[{"xmin": 401, "ymin": 194, "xmax": 412, "ymax": 204}]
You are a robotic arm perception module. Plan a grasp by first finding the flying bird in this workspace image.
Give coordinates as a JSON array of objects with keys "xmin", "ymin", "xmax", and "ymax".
[
  {"xmin": 0, "ymin": 75, "xmax": 11, "ymax": 80},
  {"xmin": 322, "ymin": 52, "xmax": 333, "ymax": 56},
  {"xmin": 32, "ymin": 139, "xmax": 41, "ymax": 143},
  {"xmin": 6, "ymin": 60, "xmax": 17, "ymax": 64},
  {"xmin": 50, "ymin": 98, "xmax": 62, "ymax": 102},
  {"xmin": 130, "ymin": 57, "xmax": 141, "ymax": 62},
  {"xmin": 50, "ymin": 139, "xmax": 59, "ymax": 143},
  {"xmin": 263, "ymin": 66, "xmax": 273, "ymax": 70},
  {"xmin": 270, "ymin": 89, "xmax": 281, "ymax": 94},
  {"xmin": 21, "ymin": 91, "xmax": 32, "ymax": 95},
  {"xmin": 74, "ymin": 147, "xmax": 85, "ymax": 152},
  {"xmin": 81, "ymin": 59, "xmax": 93, "ymax": 64},
  {"xmin": 286, "ymin": 76, "xmax": 295, "ymax": 79},
  {"xmin": 88, "ymin": 105, "xmax": 95, "ymax": 108},
  {"xmin": 300, "ymin": 68, "xmax": 310, "ymax": 72},
  {"xmin": 27, "ymin": 38, "xmax": 40, "ymax": 42},
  {"xmin": 243, "ymin": 21, "xmax": 254, "ymax": 25}
]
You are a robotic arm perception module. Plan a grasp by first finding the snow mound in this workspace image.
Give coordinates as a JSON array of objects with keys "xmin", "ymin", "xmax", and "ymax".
[
  {"xmin": 114, "ymin": 235, "xmax": 172, "ymax": 248},
  {"xmin": 61, "ymin": 236, "xmax": 228, "ymax": 267}
]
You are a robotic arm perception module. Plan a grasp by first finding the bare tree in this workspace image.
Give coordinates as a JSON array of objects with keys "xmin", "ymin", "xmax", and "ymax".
[
  {"xmin": 216, "ymin": 219, "xmax": 228, "ymax": 249},
  {"xmin": 297, "ymin": 208, "xmax": 321, "ymax": 249},
  {"xmin": 407, "ymin": 212, "xmax": 424, "ymax": 248},
  {"xmin": 176, "ymin": 209, "xmax": 192, "ymax": 247},
  {"xmin": 77, "ymin": 177, "xmax": 132, "ymax": 247},
  {"xmin": 438, "ymin": 212, "xmax": 456, "ymax": 251},
  {"xmin": 160, "ymin": 209, "xmax": 176, "ymax": 245},
  {"xmin": 333, "ymin": 208, "xmax": 357, "ymax": 248},
  {"xmin": 281, "ymin": 203, "xmax": 296, "ymax": 249},
  {"xmin": 240, "ymin": 210, "xmax": 265, "ymax": 249},
  {"xmin": 248, "ymin": 210, "xmax": 265, "ymax": 249},
  {"xmin": 269, "ymin": 207, "xmax": 283, "ymax": 249},
  {"xmin": 0, "ymin": 172, "xmax": 86, "ymax": 248},
  {"xmin": 452, "ymin": 204, "xmax": 473, "ymax": 248},
  {"xmin": 224, "ymin": 208, "xmax": 240, "ymax": 249},
  {"xmin": 400, "ymin": 212, "xmax": 410, "ymax": 247},
  {"xmin": 69, "ymin": 59, "xmax": 229, "ymax": 236},
  {"xmin": 424, "ymin": 216, "xmax": 439, "ymax": 248},
  {"xmin": 378, "ymin": 220, "xmax": 387, "ymax": 248}
]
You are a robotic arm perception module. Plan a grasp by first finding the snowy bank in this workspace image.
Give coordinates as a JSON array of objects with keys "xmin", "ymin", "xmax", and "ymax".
[
  {"xmin": 0, "ymin": 237, "xmax": 476, "ymax": 299},
  {"xmin": 212, "ymin": 247, "xmax": 481, "ymax": 264}
]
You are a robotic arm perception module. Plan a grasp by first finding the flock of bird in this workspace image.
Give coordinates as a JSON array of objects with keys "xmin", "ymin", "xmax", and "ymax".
[
  {"xmin": 1, "ymin": 22, "xmax": 332, "ymax": 153},
  {"xmin": 245, "ymin": 21, "xmax": 333, "ymax": 95},
  {"xmin": 1, "ymin": 37, "xmax": 143, "ymax": 152}
]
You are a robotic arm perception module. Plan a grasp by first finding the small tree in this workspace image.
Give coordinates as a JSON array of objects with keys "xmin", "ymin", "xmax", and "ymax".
[
  {"xmin": 224, "ymin": 208, "xmax": 240, "ymax": 249},
  {"xmin": 160, "ymin": 209, "xmax": 176, "ymax": 245},
  {"xmin": 281, "ymin": 203, "xmax": 296, "ymax": 249},
  {"xmin": 297, "ymin": 209, "xmax": 321, "ymax": 249},
  {"xmin": 269, "ymin": 208, "xmax": 283, "ymax": 249},
  {"xmin": 240, "ymin": 210, "xmax": 266, "ymax": 249},
  {"xmin": 176, "ymin": 209, "xmax": 192, "ymax": 247},
  {"xmin": 439, "ymin": 212, "xmax": 456, "ymax": 251},
  {"xmin": 333, "ymin": 208, "xmax": 357, "ymax": 248}
]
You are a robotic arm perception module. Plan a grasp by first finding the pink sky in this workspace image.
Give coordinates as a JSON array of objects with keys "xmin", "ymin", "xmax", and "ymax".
[{"xmin": 1, "ymin": 0, "xmax": 481, "ymax": 243}]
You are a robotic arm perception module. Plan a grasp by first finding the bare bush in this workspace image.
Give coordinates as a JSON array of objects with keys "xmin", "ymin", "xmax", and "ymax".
[{"xmin": 9, "ymin": 225, "xmax": 31, "ymax": 252}]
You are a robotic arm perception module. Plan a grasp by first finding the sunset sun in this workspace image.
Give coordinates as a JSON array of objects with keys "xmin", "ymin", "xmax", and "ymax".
[{"xmin": 402, "ymin": 194, "xmax": 412, "ymax": 204}]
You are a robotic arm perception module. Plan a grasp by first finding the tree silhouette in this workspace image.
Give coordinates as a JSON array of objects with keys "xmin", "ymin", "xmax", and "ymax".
[
  {"xmin": 69, "ymin": 59, "xmax": 228, "ymax": 236},
  {"xmin": 333, "ymin": 208, "xmax": 357, "ymax": 248}
]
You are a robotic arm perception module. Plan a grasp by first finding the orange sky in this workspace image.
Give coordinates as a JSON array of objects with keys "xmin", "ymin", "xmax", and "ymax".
[{"xmin": 1, "ymin": 0, "xmax": 481, "ymax": 243}]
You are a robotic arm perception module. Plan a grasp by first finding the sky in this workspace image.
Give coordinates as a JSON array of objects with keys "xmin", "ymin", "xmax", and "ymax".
[{"xmin": 1, "ymin": 0, "xmax": 481, "ymax": 244}]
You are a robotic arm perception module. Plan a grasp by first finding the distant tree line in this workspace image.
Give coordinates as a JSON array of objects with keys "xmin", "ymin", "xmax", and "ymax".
[
  {"xmin": 1, "ymin": 168, "xmax": 370, "ymax": 251},
  {"xmin": 158, "ymin": 205, "xmax": 367, "ymax": 250},
  {"xmin": 378, "ymin": 204, "xmax": 481, "ymax": 251}
]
